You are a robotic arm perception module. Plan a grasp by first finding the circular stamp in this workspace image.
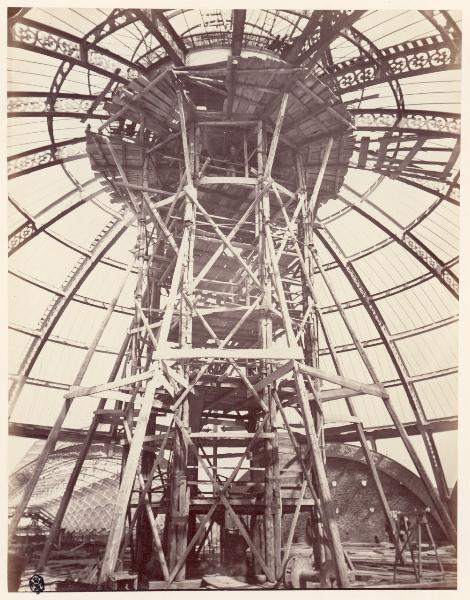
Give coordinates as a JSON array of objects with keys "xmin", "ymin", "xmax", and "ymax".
[{"xmin": 29, "ymin": 574, "xmax": 45, "ymax": 594}]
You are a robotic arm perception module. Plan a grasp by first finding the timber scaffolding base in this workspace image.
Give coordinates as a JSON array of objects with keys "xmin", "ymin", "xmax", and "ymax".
[{"xmin": 9, "ymin": 45, "xmax": 457, "ymax": 590}]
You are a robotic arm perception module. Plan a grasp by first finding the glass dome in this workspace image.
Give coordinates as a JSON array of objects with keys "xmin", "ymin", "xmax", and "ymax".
[{"xmin": 7, "ymin": 8, "xmax": 460, "ymax": 494}]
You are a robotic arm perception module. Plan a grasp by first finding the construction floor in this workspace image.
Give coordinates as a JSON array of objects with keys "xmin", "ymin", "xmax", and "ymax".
[{"xmin": 15, "ymin": 542, "xmax": 456, "ymax": 591}]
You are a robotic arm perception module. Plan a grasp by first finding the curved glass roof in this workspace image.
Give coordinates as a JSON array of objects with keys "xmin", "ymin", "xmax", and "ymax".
[{"xmin": 8, "ymin": 8, "xmax": 460, "ymax": 486}]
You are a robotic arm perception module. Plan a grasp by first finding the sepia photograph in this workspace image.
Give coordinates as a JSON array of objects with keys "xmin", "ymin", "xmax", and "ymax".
[{"xmin": 5, "ymin": 3, "xmax": 464, "ymax": 593}]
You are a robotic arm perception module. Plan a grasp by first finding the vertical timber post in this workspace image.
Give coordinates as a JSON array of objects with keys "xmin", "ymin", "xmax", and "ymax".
[
  {"xmin": 167, "ymin": 96, "xmax": 195, "ymax": 581},
  {"xmin": 296, "ymin": 152, "xmax": 325, "ymax": 569},
  {"xmin": 257, "ymin": 120, "xmax": 282, "ymax": 581}
]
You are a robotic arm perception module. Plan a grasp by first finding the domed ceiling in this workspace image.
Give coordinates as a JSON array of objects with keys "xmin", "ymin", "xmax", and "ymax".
[{"xmin": 8, "ymin": 8, "xmax": 460, "ymax": 488}]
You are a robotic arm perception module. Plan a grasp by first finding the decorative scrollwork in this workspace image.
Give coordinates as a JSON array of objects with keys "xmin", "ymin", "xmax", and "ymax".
[
  {"xmin": 86, "ymin": 9, "xmax": 137, "ymax": 45},
  {"xmin": 353, "ymin": 111, "xmax": 460, "ymax": 135},
  {"xmin": 11, "ymin": 22, "xmax": 81, "ymax": 59},
  {"xmin": 55, "ymin": 97, "xmax": 107, "ymax": 115},
  {"xmin": 403, "ymin": 233, "xmax": 439, "ymax": 271},
  {"xmin": 402, "ymin": 232, "xmax": 459, "ymax": 295},
  {"xmin": 8, "ymin": 149, "xmax": 54, "ymax": 177},
  {"xmin": 8, "ymin": 142, "xmax": 86, "ymax": 177},
  {"xmin": 8, "ymin": 221, "xmax": 36, "ymax": 254},
  {"xmin": 7, "ymin": 96, "xmax": 108, "ymax": 117},
  {"xmin": 335, "ymin": 35, "xmax": 458, "ymax": 92},
  {"xmin": 55, "ymin": 141, "xmax": 87, "ymax": 160},
  {"xmin": 7, "ymin": 97, "xmax": 47, "ymax": 113},
  {"xmin": 87, "ymin": 49, "xmax": 132, "ymax": 77},
  {"xmin": 442, "ymin": 271, "xmax": 459, "ymax": 294}
]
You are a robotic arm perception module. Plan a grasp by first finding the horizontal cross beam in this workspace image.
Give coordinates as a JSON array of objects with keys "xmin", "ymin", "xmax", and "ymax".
[{"xmin": 297, "ymin": 363, "xmax": 388, "ymax": 398}]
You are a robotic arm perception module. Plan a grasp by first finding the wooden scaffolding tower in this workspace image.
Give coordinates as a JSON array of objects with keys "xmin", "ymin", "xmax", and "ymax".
[{"xmin": 8, "ymin": 55, "xmax": 457, "ymax": 589}]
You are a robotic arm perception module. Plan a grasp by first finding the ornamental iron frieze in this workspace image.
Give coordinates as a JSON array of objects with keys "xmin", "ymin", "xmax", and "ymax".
[
  {"xmin": 8, "ymin": 221, "xmax": 37, "ymax": 255},
  {"xmin": 86, "ymin": 9, "xmax": 138, "ymax": 45},
  {"xmin": 352, "ymin": 111, "xmax": 460, "ymax": 136},
  {"xmin": 400, "ymin": 175, "xmax": 460, "ymax": 204},
  {"xmin": 297, "ymin": 11, "xmax": 364, "ymax": 64},
  {"xmin": 341, "ymin": 25, "xmax": 404, "ymax": 115},
  {"xmin": 7, "ymin": 96, "xmax": 108, "ymax": 118},
  {"xmin": 420, "ymin": 10, "xmax": 461, "ymax": 48},
  {"xmin": 403, "ymin": 233, "xmax": 458, "ymax": 296},
  {"xmin": 8, "ymin": 97, "xmax": 48, "ymax": 113},
  {"xmin": 8, "ymin": 141, "xmax": 87, "ymax": 178},
  {"xmin": 333, "ymin": 35, "xmax": 458, "ymax": 93},
  {"xmin": 11, "ymin": 21, "xmax": 81, "ymax": 59},
  {"xmin": 10, "ymin": 20, "xmax": 139, "ymax": 81}
]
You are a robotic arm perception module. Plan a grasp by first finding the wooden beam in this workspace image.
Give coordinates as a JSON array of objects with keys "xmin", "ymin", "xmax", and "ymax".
[
  {"xmin": 291, "ymin": 362, "xmax": 351, "ymax": 587},
  {"xmin": 198, "ymin": 175, "xmax": 257, "ymax": 186},
  {"xmin": 264, "ymin": 93, "xmax": 289, "ymax": 178},
  {"xmin": 192, "ymin": 185, "xmax": 266, "ymax": 288},
  {"xmin": 65, "ymin": 370, "xmax": 156, "ymax": 399},
  {"xmin": 317, "ymin": 311, "xmax": 400, "ymax": 550},
  {"xmin": 173, "ymin": 415, "xmax": 275, "ymax": 582},
  {"xmin": 252, "ymin": 360, "xmax": 294, "ymax": 392},
  {"xmin": 318, "ymin": 387, "xmax": 362, "ymax": 402},
  {"xmin": 155, "ymin": 347, "xmax": 304, "ymax": 360},
  {"xmin": 177, "ymin": 89, "xmax": 193, "ymax": 184},
  {"xmin": 114, "ymin": 181, "xmax": 172, "ymax": 196},
  {"xmin": 231, "ymin": 9, "xmax": 246, "ymax": 57},
  {"xmin": 98, "ymin": 68, "xmax": 171, "ymax": 132},
  {"xmin": 99, "ymin": 371, "xmax": 163, "ymax": 583},
  {"xmin": 298, "ymin": 363, "xmax": 388, "ymax": 398},
  {"xmin": 310, "ymin": 136, "xmax": 334, "ymax": 221},
  {"xmin": 122, "ymin": 421, "xmax": 170, "ymax": 581},
  {"xmin": 189, "ymin": 431, "xmax": 275, "ymax": 439}
]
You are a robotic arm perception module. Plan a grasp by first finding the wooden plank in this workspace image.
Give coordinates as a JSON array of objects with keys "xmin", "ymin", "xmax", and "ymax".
[
  {"xmin": 298, "ymin": 363, "xmax": 388, "ymax": 398},
  {"xmin": 310, "ymin": 136, "xmax": 334, "ymax": 221},
  {"xmin": 318, "ymin": 387, "xmax": 362, "ymax": 402},
  {"xmin": 198, "ymin": 175, "xmax": 257, "ymax": 186},
  {"xmin": 90, "ymin": 390, "xmax": 139, "ymax": 403},
  {"xmin": 64, "ymin": 370, "xmax": 155, "ymax": 399},
  {"xmin": 189, "ymin": 431, "xmax": 275, "ymax": 439},
  {"xmin": 99, "ymin": 371, "xmax": 163, "ymax": 583},
  {"xmin": 264, "ymin": 93, "xmax": 289, "ymax": 177},
  {"xmin": 252, "ymin": 360, "xmax": 294, "ymax": 391},
  {"xmin": 291, "ymin": 363, "xmax": 351, "ymax": 587},
  {"xmin": 156, "ymin": 347, "xmax": 304, "ymax": 360},
  {"xmin": 98, "ymin": 68, "xmax": 171, "ymax": 132}
]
